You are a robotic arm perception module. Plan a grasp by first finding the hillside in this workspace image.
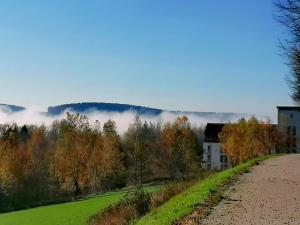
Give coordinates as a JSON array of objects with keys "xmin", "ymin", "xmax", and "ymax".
[
  {"xmin": 0, "ymin": 104, "xmax": 25, "ymax": 113},
  {"xmin": 47, "ymin": 102, "xmax": 163, "ymax": 115},
  {"xmin": 0, "ymin": 102, "xmax": 248, "ymax": 123},
  {"xmin": 47, "ymin": 102, "xmax": 247, "ymax": 119}
]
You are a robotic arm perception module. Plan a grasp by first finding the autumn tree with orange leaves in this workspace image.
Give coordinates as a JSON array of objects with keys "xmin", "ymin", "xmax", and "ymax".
[
  {"xmin": 0, "ymin": 113, "xmax": 204, "ymax": 211},
  {"xmin": 219, "ymin": 117, "xmax": 285, "ymax": 165},
  {"xmin": 52, "ymin": 113, "xmax": 93, "ymax": 198},
  {"xmin": 160, "ymin": 116, "xmax": 200, "ymax": 180},
  {"xmin": 94, "ymin": 120, "xmax": 124, "ymax": 190}
]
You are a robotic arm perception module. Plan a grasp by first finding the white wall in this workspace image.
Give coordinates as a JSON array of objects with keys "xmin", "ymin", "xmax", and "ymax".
[{"xmin": 203, "ymin": 142, "xmax": 230, "ymax": 170}]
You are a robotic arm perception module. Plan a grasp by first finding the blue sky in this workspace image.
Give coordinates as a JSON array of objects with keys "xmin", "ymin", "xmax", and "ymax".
[{"xmin": 0, "ymin": 0, "xmax": 293, "ymax": 118}]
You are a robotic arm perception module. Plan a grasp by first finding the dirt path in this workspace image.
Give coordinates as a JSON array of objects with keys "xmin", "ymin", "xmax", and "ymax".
[{"xmin": 197, "ymin": 154, "xmax": 300, "ymax": 225}]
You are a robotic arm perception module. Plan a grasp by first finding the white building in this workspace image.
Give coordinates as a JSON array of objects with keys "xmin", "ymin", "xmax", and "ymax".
[
  {"xmin": 277, "ymin": 106, "xmax": 300, "ymax": 153},
  {"xmin": 203, "ymin": 123, "xmax": 231, "ymax": 170}
]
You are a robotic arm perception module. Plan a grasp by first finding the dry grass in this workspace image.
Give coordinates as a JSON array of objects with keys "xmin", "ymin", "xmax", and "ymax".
[
  {"xmin": 149, "ymin": 183, "xmax": 189, "ymax": 210},
  {"xmin": 89, "ymin": 191, "xmax": 150, "ymax": 225},
  {"xmin": 90, "ymin": 200, "xmax": 137, "ymax": 225},
  {"xmin": 89, "ymin": 181, "xmax": 196, "ymax": 225}
]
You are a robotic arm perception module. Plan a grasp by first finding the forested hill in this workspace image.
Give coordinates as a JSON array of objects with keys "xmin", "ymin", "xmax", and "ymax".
[
  {"xmin": 47, "ymin": 102, "xmax": 163, "ymax": 115},
  {"xmin": 0, "ymin": 102, "xmax": 247, "ymax": 120},
  {"xmin": 47, "ymin": 102, "xmax": 246, "ymax": 118},
  {"xmin": 0, "ymin": 104, "xmax": 25, "ymax": 112}
]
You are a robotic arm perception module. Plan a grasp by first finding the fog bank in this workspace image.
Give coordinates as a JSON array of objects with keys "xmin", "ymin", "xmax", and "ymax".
[{"xmin": 0, "ymin": 105, "xmax": 269, "ymax": 133}]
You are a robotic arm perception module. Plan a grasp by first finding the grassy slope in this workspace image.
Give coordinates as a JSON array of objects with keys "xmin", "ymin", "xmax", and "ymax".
[
  {"xmin": 136, "ymin": 156, "xmax": 271, "ymax": 225},
  {"xmin": 0, "ymin": 186, "xmax": 160, "ymax": 225}
]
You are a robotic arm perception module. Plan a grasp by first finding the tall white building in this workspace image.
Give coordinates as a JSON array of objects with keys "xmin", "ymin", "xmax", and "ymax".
[
  {"xmin": 203, "ymin": 123, "xmax": 231, "ymax": 170},
  {"xmin": 277, "ymin": 106, "xmax": 300, "ymax": 153}
]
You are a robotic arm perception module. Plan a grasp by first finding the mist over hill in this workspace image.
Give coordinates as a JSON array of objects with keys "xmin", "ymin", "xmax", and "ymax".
[
  {"xmin": 47, "ymin": 102, "xmax": 163, "ymax": 115},
  {"xmin": 0, "ymin": 104, "xmax": 26, "ymax": 113},
  {"xmin": 0, "ymin": 102, "xmax": 252, "ymax": 132},
  {"xmin": 47, "ymin": 102, "xmax": 246, "ymax": 119}
]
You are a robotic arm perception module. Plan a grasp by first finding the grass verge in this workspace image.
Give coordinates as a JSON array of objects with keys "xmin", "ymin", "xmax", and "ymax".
[{"xmin": 135, "ymin": 155, "xmax": 272, "ymax": 225}]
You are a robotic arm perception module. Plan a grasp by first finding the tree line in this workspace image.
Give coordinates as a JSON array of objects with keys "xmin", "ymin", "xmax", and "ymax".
[
  {"xmin": 0, "ymin": 113, "xmax": 204, "ymax": 212},
  {"xmin": 219, "ymin": 117, "xmax": 290, "ymax": 165}
]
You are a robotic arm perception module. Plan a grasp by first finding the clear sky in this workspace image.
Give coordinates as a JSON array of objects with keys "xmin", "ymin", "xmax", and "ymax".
[{"xmin": 0, "ymin": 0, "xmax": 294, "ymax": 118}]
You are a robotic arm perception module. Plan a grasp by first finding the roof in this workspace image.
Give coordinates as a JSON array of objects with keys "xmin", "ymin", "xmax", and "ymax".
[
  {"xmin": 204, "ymin": 123, "xmax": 226, "ymax": 143},
  {"xmin": 277, "ymin": 106, "xmax": 300, "ymax": 111}
]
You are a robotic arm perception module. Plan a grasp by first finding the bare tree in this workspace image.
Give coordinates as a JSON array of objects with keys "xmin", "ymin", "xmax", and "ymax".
[{"xmin": 275, "ymin": 0, "xmax": 300, "ymax": 102}]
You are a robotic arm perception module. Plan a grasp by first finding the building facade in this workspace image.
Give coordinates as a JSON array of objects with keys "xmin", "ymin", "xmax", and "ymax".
[
  {"xmin": 277, "ymin": 106, "xmax": 300, "ymax": 153},
  {"xmin": 203, "ymin": 123, "xmax": 231, "ymax": 170}
]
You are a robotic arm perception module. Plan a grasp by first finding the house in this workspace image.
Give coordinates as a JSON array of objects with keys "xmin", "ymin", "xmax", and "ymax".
[
  {"xmin": 203, "ymin": 123, "xmax": 231, "ymax": 170},
  {"xmin": 277, "ymin": 106, "xmax": 300, "ymax": 153}
]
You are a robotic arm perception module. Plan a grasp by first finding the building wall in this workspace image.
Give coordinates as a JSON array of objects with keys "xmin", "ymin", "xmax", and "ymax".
[
  {"xmin": 203, "ymin": 142, "xmax": 230, "ymax": 170},
  {"xmin": 278, "ymin": 109, "xmax": 300, "ymax": 153}
]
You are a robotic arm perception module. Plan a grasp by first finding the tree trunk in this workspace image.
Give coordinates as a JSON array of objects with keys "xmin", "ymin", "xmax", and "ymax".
[{"xmin": 73, "ymin": 179, "xmax": 81, "ymax": 198}]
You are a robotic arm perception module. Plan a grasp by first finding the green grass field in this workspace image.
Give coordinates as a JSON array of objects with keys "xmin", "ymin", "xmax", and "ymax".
[
  {"xmin": 0, "ymin": 186, "xmax": 160, "ymax": 225},
  {"xmin": 135, "ymin": 156, "xmax": 271, "ymax": 225}
]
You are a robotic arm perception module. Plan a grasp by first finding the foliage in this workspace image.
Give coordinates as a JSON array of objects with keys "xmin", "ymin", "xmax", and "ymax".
[
  {"xmin": 0, "ymin": 124, "xmax": 51, "ymax": 209},
  {"xmin": 159, "ymin": 116, "xmax": 200, "ymax": 180},
  {"xmin": 53, "ymin": 113, "xmax": 93, "ymax": 197},
  {"xmin": 0, "ymin": 113, "xmax": 203, "ymax": 212},
  {"xmin": 219, "ymin": 117, "xmax": 285, "ymax": 165}
]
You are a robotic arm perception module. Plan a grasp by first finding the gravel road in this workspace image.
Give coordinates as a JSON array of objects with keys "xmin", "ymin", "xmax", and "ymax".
[{"xmin": 199, "ymin": 154, "xmax": 300, "ymax": 225}]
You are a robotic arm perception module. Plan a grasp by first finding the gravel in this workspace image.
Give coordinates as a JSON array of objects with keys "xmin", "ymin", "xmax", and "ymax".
[{"xmin": 199, "ymin": 154, "xmax": 300, "ymax": 225}]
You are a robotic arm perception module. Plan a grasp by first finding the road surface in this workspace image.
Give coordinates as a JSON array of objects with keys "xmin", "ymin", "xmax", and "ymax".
[{"xmin": 199, "ymin": 154, "xmax": 300, "ymax": 225}]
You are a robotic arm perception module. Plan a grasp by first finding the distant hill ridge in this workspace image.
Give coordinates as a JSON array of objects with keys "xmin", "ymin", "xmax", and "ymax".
[
  {"xmin": 0, "ymin": 102, "xmax": 247, "ymax": 120},
  {"xmin": 0, "ymin": 104, "xmax": 25, "ymax": 112},
  {"xmin": 47, "ymin": 102, "xmax": 246, "ymax": 119},
  {"xmin": 47, "ymin": 102, "xmax": 163, "ymax": 115}
]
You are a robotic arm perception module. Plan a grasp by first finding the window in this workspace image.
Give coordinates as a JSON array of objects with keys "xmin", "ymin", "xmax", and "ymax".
[
  {"xmin": 207, "ymin": 155, "xmax": 211, "ymax": 163},
  {"xmin": 293, "ymin": 126, "xmax": 297, "ymax": 136},
  {"xmin": 293, "ymin": 137, "xmax": 297, "ymax": 147},
  {"xmin": 291, "ymin": 114, "xmax": 294, "ymax": 119},
  {"xmin": 220, "ymin": 155, "xmax": 228, "ymax": 164},
  {"xmin": 224, "ymin": 155, "xmax": 228, "ymax": 163},
  {"xmin": 207, "ymin": 145, "xmax": 211, "ymax": 154}
]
